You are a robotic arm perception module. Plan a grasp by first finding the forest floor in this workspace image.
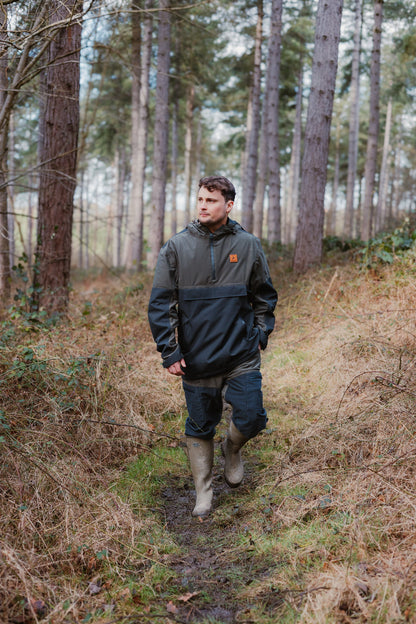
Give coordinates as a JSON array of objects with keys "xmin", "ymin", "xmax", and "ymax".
[{"xmin": 1, "ymin": 244, "xmax": 416, "ymax": 623}]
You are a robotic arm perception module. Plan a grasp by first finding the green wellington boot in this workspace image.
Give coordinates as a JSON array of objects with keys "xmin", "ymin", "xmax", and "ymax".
[
  {"xmin": 186, "ymin": 437, "xmax": 214, "ymax": 517},
  {"xmin": 221, "ymin": 421, "xmax": 248, "ymax": 488}
]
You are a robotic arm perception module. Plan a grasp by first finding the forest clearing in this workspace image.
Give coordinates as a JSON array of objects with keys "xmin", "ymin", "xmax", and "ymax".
[{"xmin": 1, "ymin": 242, "xmax": 416, "ymax": 624}]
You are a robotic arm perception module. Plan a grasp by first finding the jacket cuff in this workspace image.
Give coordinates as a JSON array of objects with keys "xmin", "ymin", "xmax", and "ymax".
[{"xmin": 162, "ymin": 346, "xmax": 183, "ymax": 368}]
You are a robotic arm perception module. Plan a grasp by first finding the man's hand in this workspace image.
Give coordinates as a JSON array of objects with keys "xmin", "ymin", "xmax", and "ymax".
[{"xmin": 167, "ymin": 358, "xmax": 186, "ymax": 376}]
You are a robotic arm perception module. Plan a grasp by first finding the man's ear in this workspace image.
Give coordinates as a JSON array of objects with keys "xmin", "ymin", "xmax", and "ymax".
[{"xmin": 226, "ymin": 201, "xmax": 234, "ymax": 215}]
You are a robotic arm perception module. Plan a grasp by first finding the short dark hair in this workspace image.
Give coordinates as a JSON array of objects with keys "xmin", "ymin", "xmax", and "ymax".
[{"xmin": 198, "ymin": 176, "xmax": 236, "ymax": 203}]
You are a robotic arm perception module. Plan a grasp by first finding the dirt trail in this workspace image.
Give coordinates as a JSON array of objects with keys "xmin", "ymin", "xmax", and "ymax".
[{"xmin": 160, "ymin": 443, "xmax": 264, "ymax": 624}]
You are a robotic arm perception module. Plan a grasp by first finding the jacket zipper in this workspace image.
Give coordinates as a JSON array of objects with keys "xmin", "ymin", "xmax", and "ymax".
[{"xmin": 209, "ymin": 234, "xmax": 216, "ymax": 281}]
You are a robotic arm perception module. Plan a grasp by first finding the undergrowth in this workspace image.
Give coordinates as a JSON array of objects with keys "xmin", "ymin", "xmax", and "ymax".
[{"xmin": 0, "ymin": 244, "xmax": 416, "ymax": 623}]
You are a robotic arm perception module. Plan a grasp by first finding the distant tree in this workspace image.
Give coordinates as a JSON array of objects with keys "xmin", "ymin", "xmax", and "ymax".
[
  {"xmin": 147, "ymin": 0, "xmax": 171, "ymax": 271},
  {"xmin": 344, "ymin": 0, "xmax": 363, "ymax": 239},
  {"xmin": 265, "ymin": 0, "xmax": 283, "ymax": 244},
  {"xmin": 183, "ymin": 82, "xmax": 195, "ymax": 226},
  {"xmin": 241, "ymin": 0, "xmax": 263, "ymax": 233},
  {"xmin": 125, "ymin": 0, "xmax": 153, "ymax": 270},
  {"xmin": 361, "ymin": 0, "xmax": 383, "ymax": 240},
  {"xmin": 284, "ymin": 65, "xmax": 303, "ymax": 244},
  {"xmin": 326, "ymin": 111, "xmax": 341, "ymax": 236},
  {"xmin": 375, "ymin": 96, "xmax": 392, "ymax": 231},
  {"xmin": 293, "ymin": 0, "xmax": 343, "ymax": 273},
  {"xmin": 0, "ymin": 1, "xmax": 51, "ymax": 304},
  {"xmin": 35, "ymin": 0, "xmax": 83, "ymax": 314},
  {"xmin": 253, "ymin": 85, "xmax": 268, "ymax": 240},
  {"xmin": 0, "ymin": 5, "xmax": 10, "ymax": 300}
]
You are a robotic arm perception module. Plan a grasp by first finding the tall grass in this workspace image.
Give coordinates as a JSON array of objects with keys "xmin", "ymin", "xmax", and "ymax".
[{"xmin": 1, "ymin": 250, "xmax": 416, "ymax": 622}]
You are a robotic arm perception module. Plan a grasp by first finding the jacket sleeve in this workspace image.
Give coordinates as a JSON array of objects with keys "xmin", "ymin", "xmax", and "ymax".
[
  {"xmin": 148, "ymin": 242, "xmax": 183, "ymax": 368},
  {"xmin": 249, "ymin": 242, "xmax": 278, "ymax": 350}
]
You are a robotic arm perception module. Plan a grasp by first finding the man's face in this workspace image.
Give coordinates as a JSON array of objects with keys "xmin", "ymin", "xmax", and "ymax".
[{"xmin": 197, "ymin": 186, "xmax": 233, "ymax": 232}]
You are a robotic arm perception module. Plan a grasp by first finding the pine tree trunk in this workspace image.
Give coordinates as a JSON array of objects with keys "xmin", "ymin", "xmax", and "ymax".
[
  {"xmin": 0, "ymin": 5, "xmax": 10, "ymax": 303},
  {"xmin": 326, "ymin": 116, "xmax": 341, "ymax": 236},
  {"xmin": 171, "ymin": 98, "xmax": 179, "ymax": 236},
  {"xmin": 126, "ymin": 0, "xmax": 153, "ymax": 269},
  {"xmin": 344, "ymin": 0, "xmax": 362, "ymax": 239},
  {"xmin": 361, "ymin": 0, "xmax": 383, "ymax": 241},
  {"xmin": 115, "ymin": 144, "xmax": 126, "ymax": 268},
  {"xmin": 375, "ymin": 97, "xmax": 392, "ymax": 232},
  {"xmin": 241, "ymin": 0, "xmax": 263, "ymax": 233},
  {"xmin": 147, "ymin": 0, "xmax": 171, "ymax": 271},
  {"xmin": 35, "ymin": 0, "xmax": 82, "ymax": 314},
  {"xmin": 28, "ymin": 173, "xmax": 34, "ymax": 266},
  {"xmin": 8, "ymin": 112, "xmax": 15, "ymax": 272},
  {"xmin": 293, "ymin": 0, "xmax": 343, "ymax": 273},
  {"xmin": 285, "ymin": 66, "xmax": 303, "ymax": 245},
  {"xmin": 266, "ymin": 0, "xmax": 283, "ymax": 244},
  {"xmin": 183, "ymin": 83, "xmax": 195, "ymax": 227},
  {"xmin": 253, "ymin": 87, "xmax": 269, "ymax": 239},
  {"xmin": 391, "ymin": 120, "xmax": 402, "ymax": 224}
]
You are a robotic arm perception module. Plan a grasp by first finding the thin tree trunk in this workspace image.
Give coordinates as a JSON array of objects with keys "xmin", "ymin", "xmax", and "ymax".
[
  {"xmin": 361, "ymin": 0, "xmax": 383, "ymax": 241},
  {"xmin": 375, "ymin": 97, "xmax": 392, "ymax": 233},
  {"xmin": 241, "ymin": 0, "xmax": 263, "ymax": 233},
  {"xmin": 28, "ymin": 173, "xmax": 34, "ymax": 266},
  {"xmin": 35, "ymin": 0, "xmax": 83, "ymax": 314},
  {"xmin": 344, "ymin": 0, "xmax": 362, "ymax": 239},
  {"xmin": 0, "ymin": 5, "xmax": 10, "ymax": 302},
  {"xmin": 253, "ymin": 87, "xmax": 269, "ymax": 239},
  {"xmin": 79, "ymin": 168, "xmax": 84, "ymax": 268},
  {"xmin": 391, "ymin": 119, "xmax": 402, "ymax": 224},
  {"xmin": 183, "ymin": 83, "xmax": 194, "ymax": 226},
  {"xmin": 115, "ymin": 144, "xmax": 126, "ymax": 267},
  {"xmin": 266, "ymin": 0, "xmax": 283, "ymax": 244},
  {"xmin": 326, "ymin": 116, "xmax": 340, "ymax": 237},
  {"xmin": 286, "ymin": 65, "xmax": 303, "ymax": 245},
  {"xmin": 194, "ymin": 114, "xmax": 202, "ymax": 193},
  {"xmin": 293, "ymin": 0, "xmax": 344, "ymax": 273},
  {"xmin": 126, "ymin": 0, "xmax": 153, "ymax": 269},
  {"xmin": 147, "ymin": 0, "xmax": 171, "ymax": 271},
  {"xmin": 8, "ymin": 111, "xmax": 15, "ymax": 271},
  {"xmin": 171, "ymin": 97, "xmax": 178, "ymax": 236}
]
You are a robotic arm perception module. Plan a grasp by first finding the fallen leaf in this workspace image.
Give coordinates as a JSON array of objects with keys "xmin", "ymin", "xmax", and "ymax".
[
  {"xmin": 28, "ymin": 598, "xmax": 47, "ymax": 616},
  {"xmin": 118, "ymin": 587, "xmax": 131, "ymax": 600},
  {"xmin": 88, "ymin": 582, "xmax": 101, "ymax": 595},
  {"xmin": 166, "ymin": 601, "xmax": 179, "ymax": 614},
  {"xmin": 178, "ymin": 591, "xmax": 200, "ymax": 602}
]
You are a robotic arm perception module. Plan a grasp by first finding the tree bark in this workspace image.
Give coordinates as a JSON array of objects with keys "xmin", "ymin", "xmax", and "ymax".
[
  {"xmin": 285, "ymin": 65, "xmax": 303, "ymax": 245},
  {"xmin": 241, "ymin": 0, "xmax": 263, "ymax": 233},
  {"xmin": 114, "ymin": 143, "xmax": 126, "ymax": 267},
  {"xmin": 183, "ymin": 83, "xmax": 195, "ymax": 227},
  {"xmin": 147, "ymin": 0, "xmax": 171, "ymax": 271},
  {"xmin": 266, "ymin": 0, "xmax": 283, "ymax": 244},
  {"xmin": 0, "ymin": 4, "xmax": 10, "ymax": 302},
  {"xmin": 253, "ymin": 86, "xmax": 269, "ymax": 239},
  {"xmin": 344, "ymin": 0, "xmax": 362, "ymax": 239},
  {"xmin": 326, "ymin": 114, "xmax": 341, "ymax": 236},
  {"xmin": 170, "ymin": 97, "xmax": 179, "ymax": 236},
  {"xmin": 375, "ymin": 97, "xmax": 392, "ymax": 232},
  {"xmin": 126, "ymin": 0, "xmax": 153, "ymax": 269},
  {"xmin": 293, "ymin": 0, "xmax": 343, "ymax": 273},
  {"xmin": 361, "ymin": 0, "xmax": 383, "ymax": 241},
  {"xmin": 35, "ymin": 0, "xmax": 83, "ymax": 314}
]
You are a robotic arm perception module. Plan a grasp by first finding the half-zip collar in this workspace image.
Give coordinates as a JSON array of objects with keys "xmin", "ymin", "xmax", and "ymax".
[{"xmin": 187, "ymin": 218, "xmax": 241, "ymax": 239}]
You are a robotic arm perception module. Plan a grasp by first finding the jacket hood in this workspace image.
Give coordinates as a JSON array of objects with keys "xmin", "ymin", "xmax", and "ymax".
[{"xmin": 187, "ymin": 218, "xmax": 242, "ymax": 238}]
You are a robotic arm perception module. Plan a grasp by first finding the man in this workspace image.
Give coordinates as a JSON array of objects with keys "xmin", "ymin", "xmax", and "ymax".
[{"xmin": 148, "ymin": 176, "xmax": 277, "ymax": 517}]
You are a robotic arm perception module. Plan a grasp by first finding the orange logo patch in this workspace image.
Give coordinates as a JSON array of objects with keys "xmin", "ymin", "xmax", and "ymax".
[{"xmin": 229, "ymin": 254, "xmax": 238, "ymax": 263}]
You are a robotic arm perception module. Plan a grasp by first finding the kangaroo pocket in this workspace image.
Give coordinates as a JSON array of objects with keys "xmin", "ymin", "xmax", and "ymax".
[{"xmin": 178, "ymin": 284, "xmax": 258, "ymax": 375}]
